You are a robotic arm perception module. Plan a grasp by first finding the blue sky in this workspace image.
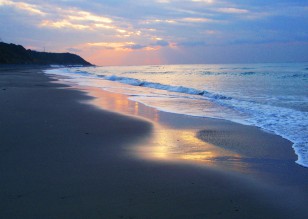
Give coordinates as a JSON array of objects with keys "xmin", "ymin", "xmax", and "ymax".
[{"xmin": 1, "ymin": 0, "xmax": 307, "ymax": 65}]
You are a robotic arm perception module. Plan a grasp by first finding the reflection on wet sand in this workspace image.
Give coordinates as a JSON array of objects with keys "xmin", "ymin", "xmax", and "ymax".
[
  {"xmin": 147, "ymin": 128, "xmax": 244, "ymax": 170},
  {"xmin": 80, "ymin": 86, "xmax": 248, "ymax": 172},
  {"xmin": 86, "ymin": 87, "xmax": 160, "ymax": 122}
]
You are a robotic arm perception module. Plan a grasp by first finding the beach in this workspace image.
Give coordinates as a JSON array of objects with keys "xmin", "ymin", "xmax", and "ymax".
[{"xmin": 1, "ymin": 66, "xmax": 308, "ymax": 219}]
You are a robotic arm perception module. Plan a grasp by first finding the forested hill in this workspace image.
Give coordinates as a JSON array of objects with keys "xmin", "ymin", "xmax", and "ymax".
[{"xmin": 0, "ymin": 42, "xmax": 93, "ymax": 66}]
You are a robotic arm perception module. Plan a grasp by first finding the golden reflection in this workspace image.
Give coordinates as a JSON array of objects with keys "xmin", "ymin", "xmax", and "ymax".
[
  {"xmin": 80, "ymin": 86, "xmax": 160, "ymax": 122},
  {"xmin": 134, "ymin": 102, "xmax": 139, "ymax": 116},
  {"xmin": 148, "ymin": 128, "xmax": 243, "ymax": 169},
  {"xmin": 182, "ymin": 152, "xmax": 215, "ymax": 161},
  {"xmin": 78, "ymin": 85, "xmax": 248, "ymax": 172}
]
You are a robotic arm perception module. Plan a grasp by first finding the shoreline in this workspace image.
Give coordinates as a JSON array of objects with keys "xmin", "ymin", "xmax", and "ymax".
[
  {"xmin": 67, "ymin": 81, "xmax": 306, "ymax": 184},
  {"xmin": 1, "ymin": 66, "xmax": 308, "ymax": 218},
  {"xmin": 45, "ymin": 64, "xmax": 308, "ymax": 169}
]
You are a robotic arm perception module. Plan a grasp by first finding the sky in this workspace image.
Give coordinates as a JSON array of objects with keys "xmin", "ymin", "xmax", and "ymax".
[{"xmin": 0, "ymin": 0, "xmax": 308, "ymax": 66}]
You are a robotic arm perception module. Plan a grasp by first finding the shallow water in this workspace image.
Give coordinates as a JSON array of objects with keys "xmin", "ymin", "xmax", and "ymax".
[{"xmin": 45, "ymin": 63, "xmax": 308, "ymax": 167}]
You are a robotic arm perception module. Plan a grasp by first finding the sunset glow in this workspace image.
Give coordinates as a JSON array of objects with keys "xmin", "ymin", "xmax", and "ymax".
[{"xmin": 1, "ymin": 0, "xmax": 307, "ymax": 65}]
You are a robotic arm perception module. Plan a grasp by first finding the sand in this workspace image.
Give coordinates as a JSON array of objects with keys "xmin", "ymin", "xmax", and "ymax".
[{"xmin": 0, "ymin": 66, "xmax": 307, "ymax": 219}]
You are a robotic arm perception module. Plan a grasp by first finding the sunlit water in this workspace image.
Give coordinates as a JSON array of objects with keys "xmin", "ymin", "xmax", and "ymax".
[{"xmin": 45, "ymin": 63, "xmax": 308, "ymax": 167}]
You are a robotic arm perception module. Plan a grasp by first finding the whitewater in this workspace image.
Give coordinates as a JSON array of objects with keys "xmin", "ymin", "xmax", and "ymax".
[{"xmin": 45, "ymin": 63, "xmax": 308, "ymax": 167}]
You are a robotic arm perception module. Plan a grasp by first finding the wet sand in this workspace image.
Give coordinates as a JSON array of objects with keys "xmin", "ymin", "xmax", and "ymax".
[{"xmin": 0, "ymin": 66, "xmax": 307, "ymax": 219}]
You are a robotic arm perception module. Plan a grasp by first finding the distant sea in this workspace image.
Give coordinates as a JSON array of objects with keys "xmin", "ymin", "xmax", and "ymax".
[{"xmin": 46, "ymin": 63, "xmax": 308, "ymax": 167}]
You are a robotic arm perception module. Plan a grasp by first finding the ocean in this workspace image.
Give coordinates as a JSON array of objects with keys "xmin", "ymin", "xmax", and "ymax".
[{"xmin": 45, "ymin": 63, "xmax": 308, "ymax": 167}]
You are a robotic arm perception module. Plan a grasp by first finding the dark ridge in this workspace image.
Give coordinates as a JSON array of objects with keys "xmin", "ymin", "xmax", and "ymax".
[{"xmin": 0, "ymin": 42, "xmax": 93, "ymax": 66}]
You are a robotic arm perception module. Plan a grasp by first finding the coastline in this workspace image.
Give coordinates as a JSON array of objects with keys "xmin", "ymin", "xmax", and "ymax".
[
  {"xmin": 75, "ymin": 82, "xmax": 308, "ymax": 185},
  {"xmin": 1, "ymin": 66, "xmax": 307, "ymax": 218}
]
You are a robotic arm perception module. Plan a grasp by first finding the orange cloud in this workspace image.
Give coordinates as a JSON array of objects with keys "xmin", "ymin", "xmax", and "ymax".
[
  {"xmin": 217, "ymin": 7, "xmax": 249, "ymax": 14},
  {"xmin": 83, "ymin": 48, "xmax": 163, "ymax": 66},
  {"xmin": 0, "ymin": 0, "xmax": 45, "ymax": 15},
  {"xmin": 142, "ymin": 17, "xmax": 219, "ymax": 25},
  {"xmin": 87, "ymin": 41, "xmax": 135, "ymax": 51},
  {"xmin": 191, "ymin": 0, "xmax": 214, "ymax": 4},
  {"xmin": 40, "ymin": 20, "xmax": 88, "ymax": 30},
  {"xmin": 67, "ymin": 11, "xmax": 113, "ymax": 24},
  {"xmin": 86, "ymin": 40, "xmax": 164, "ymax": 52},
  {"xmin": 39, "ymin": 7, "xmax": 116, "ymax": 31},
  {"xmin": 75, "ymin": 41, "xmax": 166, "ymax": 66},
  {"xmin": 181, "ymin": 17, "xmax": 215, "ymax": 23}
]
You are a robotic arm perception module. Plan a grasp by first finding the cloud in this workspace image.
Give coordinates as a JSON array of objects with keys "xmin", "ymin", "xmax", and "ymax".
[
  {"xmin": 191, "ymin": 0, "xmax": 214, "ymax": 3},
  {"xmin": 40, "ymin": 20, "xmax": 89, "ymax": 30},
  {"xmin": 39, "ymin": 7, "xmax": 116, "ymax": 31},
  {"xmin": 85, "ymin": 38, "xmax": 170, "ymax": 52},
  {"xmin": 1, "ymin": 0, "xmax": 307, "ymax": 65},
  {"xmin": 67, "ymin": 11, "xmax": 113, "ymax": 24},
  {"xmin": 0, "ymin": 0, "xmax": 143, "ymax": 41},
  {"xmin": 153, "ymin": 40, "xmax": 169, "ymax": 47},
  {"xmin": 66, "ymin": 47, "xmax": 82, "ymax": 53},
  {"xmin": 156, "ymin": 0, "xmax": 214, "ymax": 4},
  {"xmin": 204, "ymin": 30, "xmax": 219, "ymax": 35},
  {"xmin": 142, "ymin": 19, "xmax": 177, "ymax": 24},
  {"xmin": 181, "ymin": 17, "xmax": 216, "ymax": 23},
  {"xmin": 0, "ymin": 0, "xmax": 45, "ymax": 15},
  {"xmin": 87, "ymin": 42, "xmax": 135, "ymax": 50},
  {"xmin": 156, "ymin": 0, "xmax": 171, "ymax": 3},
  {"xmin": 123, "ymin": 40, "xmax": 170, "ymax": 50},
  {"xmin": 126, "ymin": 44, "xmax": 147, "ymax": 50},
  {"xmin": 216, "ymin": 7, "xmax": 249, "ymax": 14},
  {"xmin": 177, "ymin": 41, "xmax": 208, "ymax": 47},
  {"xmin": 142, "ymin": 17, "xmax": 218, "ymax": 26}
]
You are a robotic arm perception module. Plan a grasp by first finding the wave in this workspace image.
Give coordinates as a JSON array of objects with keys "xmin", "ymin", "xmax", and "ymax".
[
  {"xmin": 102, "ymin": 73, "xmax": 308, "ymax": 167},
  {"xmin": 104, "ymin": 75, "xmax": 232, "ymax": 100},
  {"xmin": 201, "ymin": 71, "xmax": 259, "ymax": 76},
  {"xmin": 240, "ymin": 71, "xmax": 256, "ymax": 75},
  {"xmin": 290, "ymin": 73, "xmax": 308, "ymax": 79},
  {"xmin": 279, "ymin": 73, "xmax": 308, "ymax": 80}
]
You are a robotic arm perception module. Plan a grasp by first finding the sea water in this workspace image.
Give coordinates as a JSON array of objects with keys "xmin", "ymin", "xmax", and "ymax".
[{"xmin": 45, "ymin": 63, "xmax": 308, "ymax": 167}]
